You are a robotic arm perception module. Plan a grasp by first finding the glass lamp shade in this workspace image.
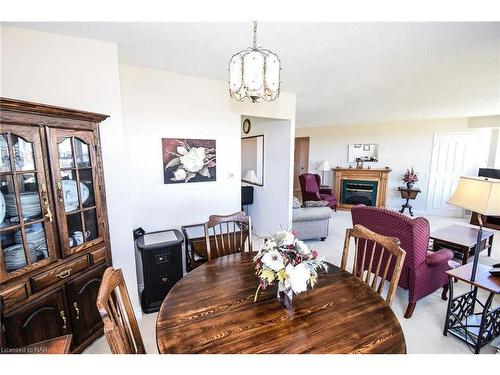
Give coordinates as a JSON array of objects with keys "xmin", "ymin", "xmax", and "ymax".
[
  {"xmin": 229, "ymin": 48, "xmax": 281, "ymax": 102},
  {"xmin": 243, "ymin": 169, "xmax": 258, "ymax": 183},
  {"xmin": 447, "ymin": 176, "xmax": 500, "ymax": 215},
  {"xmin": 318, "ymin": 160, "xmax": 331, "ymax": 172}
]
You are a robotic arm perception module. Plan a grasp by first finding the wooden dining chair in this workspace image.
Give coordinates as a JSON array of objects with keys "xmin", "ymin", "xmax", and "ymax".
[
  {"xmin": 96, "ymin": 267, "xmax": 146, "ymax": 354},
  {"xmin": 340, "ymin": 224, "xmax": 406, "ymax": 306},
  {"xmin": 0, "ymin": 296, "xmax": 5, "ymax": 349},
  {"xmin": 204, "ymin": 211, "xmax": 252, "ymax": 261}
]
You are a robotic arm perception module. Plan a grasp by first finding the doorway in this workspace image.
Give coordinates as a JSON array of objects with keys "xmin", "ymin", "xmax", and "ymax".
[
  {"xmin": 293, "ymin": 137, "xmax": 310, "ymax": 197},
  {"xmin": 426, "ymin": 133, "xmax": 476, "ymax": 217}
]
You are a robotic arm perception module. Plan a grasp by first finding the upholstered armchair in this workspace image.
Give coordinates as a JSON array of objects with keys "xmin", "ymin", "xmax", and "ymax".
[
  {"xmin": 299, "ymin": 173, "xmax": 337, "ymax": 211},
  {"xmin": 351, "ymin": 205, "xmax": 454, "ymax": 318}
]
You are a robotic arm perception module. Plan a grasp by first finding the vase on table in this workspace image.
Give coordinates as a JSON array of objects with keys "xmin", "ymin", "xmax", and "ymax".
[
  {"xmin": 277, "ymin": 281, "xmax": 293, "ymax": 309},
  {"xmin": 406, "ymin": 182, "xmax": 414, "ymax": 189}
]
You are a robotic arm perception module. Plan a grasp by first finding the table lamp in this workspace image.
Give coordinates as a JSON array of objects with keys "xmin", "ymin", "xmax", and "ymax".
[
  {"xmin": 447, "ymin": 176, "xmax": 500, "ymax": 281},
  {"xmin": 243, "ymin": 169, "xmax": 258, "ymax": 184},
  {"xmin": 318, "ymin": 160, "xmax": 331, "ymax": 185}
]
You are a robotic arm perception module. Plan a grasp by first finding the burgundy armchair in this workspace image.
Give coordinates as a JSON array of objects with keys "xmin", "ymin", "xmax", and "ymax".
[
  {"xmin": 351, "ymin": 205, "xmax": 454, "ymax": 318},
  {"xmin": 299, "ymin": 173, "xmax": 337, "ymax": 211}
]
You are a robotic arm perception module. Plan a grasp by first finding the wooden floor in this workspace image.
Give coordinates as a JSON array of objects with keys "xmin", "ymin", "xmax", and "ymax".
[{"xmin": 85, "ymin": 211, "xmax": 500, "ymax": 354}]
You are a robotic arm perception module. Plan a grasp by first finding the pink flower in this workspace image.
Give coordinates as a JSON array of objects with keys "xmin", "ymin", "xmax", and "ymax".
[{"xmin": 311, "ymin": 249, "xmax": 318, "ymax": 258}]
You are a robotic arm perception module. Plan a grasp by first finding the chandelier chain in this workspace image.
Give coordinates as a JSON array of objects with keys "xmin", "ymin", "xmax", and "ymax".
[{"xmin": 253, "ymin": 21, "xmax": 257, "ymax": 49}]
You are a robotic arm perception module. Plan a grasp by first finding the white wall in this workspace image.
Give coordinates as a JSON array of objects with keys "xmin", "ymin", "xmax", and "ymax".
[
  {"xmin": 1, "ymin": 26, "xmax": 139, "ymax": 311},
  {"xmin": 118, "ymin": 65, "xmax": 295, "ymax": 283},
  {"xmin": 296, "ymin": 118, "xmax": 492, "ymax": 213},
  {"xmin": 241, "ymin": 116, "xmax": 293, "ymax": 236}
]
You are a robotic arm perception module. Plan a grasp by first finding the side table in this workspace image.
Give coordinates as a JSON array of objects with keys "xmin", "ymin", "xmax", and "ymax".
[
  {"xmin": 398, "ymin": 187, "xmax": 420, "ymax": 216},
  {"xmin": 443, "ymin": 262, "xmax": 500, "ymax": 353},
  {"xmin": 136, "ymin": 229, "xmax": 184, "ymax": 313}
]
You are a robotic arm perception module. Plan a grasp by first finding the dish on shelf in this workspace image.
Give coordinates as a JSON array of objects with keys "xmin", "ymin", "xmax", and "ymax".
[
  {"xmin": 62, "ymin": 180, "xmax": 89, "ymax": 212},
  {"xmin": 4, "ymin": 192, "xmax": 41, "ymax": 218}
]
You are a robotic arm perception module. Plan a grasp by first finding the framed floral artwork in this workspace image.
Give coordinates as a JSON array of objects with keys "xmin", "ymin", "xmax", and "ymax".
[{"xmin": 162, "ymin": 138, "xmax": 216, "ymax": 184}]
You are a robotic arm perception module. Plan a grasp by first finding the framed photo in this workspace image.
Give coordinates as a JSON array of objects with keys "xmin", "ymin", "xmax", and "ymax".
[
  {"xmin": 354, "ymin": 144, "xmax": 361, "ymax": 148},
  {"xmin": 162, "ymin": 138, "xmax": 216, "ymax": 184},
  {"xmin": 363, "ymin": 144, "xmax": 370, "ymax": 151}
]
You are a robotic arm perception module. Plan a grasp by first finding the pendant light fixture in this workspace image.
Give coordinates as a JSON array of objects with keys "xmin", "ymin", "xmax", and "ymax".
[{"xmin": 228, "ymin": 21, "xmax": 281, "ymax": 103}]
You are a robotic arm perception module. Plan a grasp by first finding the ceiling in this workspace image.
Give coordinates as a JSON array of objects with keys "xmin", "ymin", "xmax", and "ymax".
[{"xmin": 6, "ymin": 22, "xmax": 500, "ymax": 127}]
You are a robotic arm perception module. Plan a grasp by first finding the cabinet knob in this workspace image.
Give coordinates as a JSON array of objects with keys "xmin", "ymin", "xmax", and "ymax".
[
  {"xmin": 56, "ymin": 181, "xmax": 63, "ymax": 202},
  {"xmin": 73, "ymin": 302, "xmax": 80, "ymax": 320},
  {"xmin": 160, "ymin": 277, "xmax": 168, "ymax": 283},
  {"xmin": 60, "ymin": 310, "xmax": 67, "ymax": 331}
]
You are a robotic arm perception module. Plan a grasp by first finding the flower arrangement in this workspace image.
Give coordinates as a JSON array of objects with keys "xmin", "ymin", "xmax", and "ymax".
[
  {"xmin": 253, "ymin": 230, "xmax": 327, "ymax": 308},
  {"xmin": 402, "ymin": 167, "xmax": 418, "ymax": 188}
]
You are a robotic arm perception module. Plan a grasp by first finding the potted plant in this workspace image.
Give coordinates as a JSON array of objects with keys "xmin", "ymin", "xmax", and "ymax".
[{"xmin": 402, "ymin": 167, "xmax": 418, "ymax": 189}]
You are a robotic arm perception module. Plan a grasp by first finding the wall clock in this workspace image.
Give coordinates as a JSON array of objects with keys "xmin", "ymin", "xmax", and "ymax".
[{"xmin": 242, "ymin": 119, "xmax": 251, "ymax": 134}]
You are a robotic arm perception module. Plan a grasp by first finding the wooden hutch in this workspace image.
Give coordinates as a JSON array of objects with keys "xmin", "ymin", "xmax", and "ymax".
[
  {"xmin": 334, "ymin": 167, "xmax": 391, "ymax": 210},
  {"xmin": 0, "ymin": 98, "xmax": 112, "ymax": 352}
]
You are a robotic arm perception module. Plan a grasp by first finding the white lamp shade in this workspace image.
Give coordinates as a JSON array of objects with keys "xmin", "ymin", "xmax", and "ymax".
[
  {"xmin": 447, "ymin": 176, "xmax": 500, "ymax": 216},
  {"xmin": 243, "ymin": 51, "xmax": 265, "ymax": 91},
  {"xmin": 318, "ymin": 160, "xmax": 331, "ymax": 172},
  {"xmin": 244, "ymin": 170, "xmax": 258, "ymax": 183}
]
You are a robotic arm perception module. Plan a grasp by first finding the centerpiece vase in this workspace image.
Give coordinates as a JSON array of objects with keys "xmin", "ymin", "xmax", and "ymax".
[
  {"xmin": 406, "ymin": 182, "xmax": 414, "ymax": 189},
  {"xmin": 277, "ymin": 282, "xmax": 293, "ymax": 309}
]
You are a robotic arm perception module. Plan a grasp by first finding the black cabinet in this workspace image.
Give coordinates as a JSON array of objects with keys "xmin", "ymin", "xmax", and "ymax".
[{"xmin": 136, "ymin": 229, "xmax": 183, "ymax": 313}]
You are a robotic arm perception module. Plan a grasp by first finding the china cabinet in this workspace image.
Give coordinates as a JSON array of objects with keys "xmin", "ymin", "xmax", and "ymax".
[{"xmin": 0, "ymin": 97, "xmax": 112, "ymax": 353}]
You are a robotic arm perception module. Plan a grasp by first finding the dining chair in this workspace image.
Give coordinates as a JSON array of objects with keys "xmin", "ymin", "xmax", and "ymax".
[
  {"xmin": 96, "ymin": 267, "xmax": 146, "ymax": 354},
  {"xmin": 341, "ymin": 224, "xmax": 406, "ymax": 306},
  {"xmin": 204, "ymin": 211, "xmax": 252, "ymax": 261}
]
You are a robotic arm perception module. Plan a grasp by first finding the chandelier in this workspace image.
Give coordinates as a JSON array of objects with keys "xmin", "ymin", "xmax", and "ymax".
[{"xmin": 228, "ymin": 22, "xmax": 281, "ymax": 103}]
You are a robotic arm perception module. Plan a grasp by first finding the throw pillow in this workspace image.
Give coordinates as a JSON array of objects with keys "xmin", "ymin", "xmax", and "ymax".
[
  {"xmin": 292, "ymin": 196, "xmax": 301, "ymax": 209},
  {"xmin": 304, "ymin": 200, "xmax": 328, "ymax": 208}
]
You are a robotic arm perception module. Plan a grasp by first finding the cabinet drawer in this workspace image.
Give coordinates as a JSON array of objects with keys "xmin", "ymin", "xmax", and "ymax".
[
  {"xmin": 0, "ymin": 283, "xmax": 28, "ymax": 310},
  {"xmin": 31, "ymin": 257, "xmax": 89, "ymax": 292},
  {"xmin": 89, "ymin": 247, "xmax": 107, "ymax": 266}
]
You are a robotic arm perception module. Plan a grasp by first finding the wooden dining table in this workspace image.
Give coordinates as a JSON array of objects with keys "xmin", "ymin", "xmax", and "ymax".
[{"xmin": 156, "ymin": 252, "xmax": 406, "ymax": 354}]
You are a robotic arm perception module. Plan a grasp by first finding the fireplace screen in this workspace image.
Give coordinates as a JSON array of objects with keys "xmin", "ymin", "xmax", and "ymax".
[{"xmin": 341, "ymin": 180, "xmax": 379, "ymax": 206}]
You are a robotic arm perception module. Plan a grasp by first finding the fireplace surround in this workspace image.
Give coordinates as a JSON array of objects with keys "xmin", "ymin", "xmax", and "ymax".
[{"xmin": 333, "ymin": 167, "xmax": 391, "ymax": 210}]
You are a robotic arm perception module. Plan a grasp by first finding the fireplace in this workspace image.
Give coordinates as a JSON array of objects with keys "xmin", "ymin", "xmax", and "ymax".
[
  {"xmin": 341, "ymin": 180, "xmax": 378, "ymax": 206},
  {"xmin": 334, "ymin": 167, "xmax": 391, "ymax": 210}
]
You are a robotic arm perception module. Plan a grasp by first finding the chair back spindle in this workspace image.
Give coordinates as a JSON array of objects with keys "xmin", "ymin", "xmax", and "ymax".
[
  {"xmin": 340, "ymin": 224, "xmax": 406, "ymax": 306},
  {"xmin": 204, "ymin": 211, "xmax": 252, "ymax": 261},
  {"xmin": 96, "ymin": 267, "xmax": 146, "ymax": 354}
]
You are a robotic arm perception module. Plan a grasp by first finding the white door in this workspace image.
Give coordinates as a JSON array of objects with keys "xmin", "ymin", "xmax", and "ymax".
[{"xmin": 427, "ymin": 133, "xmax": 476, "ymax": 217}]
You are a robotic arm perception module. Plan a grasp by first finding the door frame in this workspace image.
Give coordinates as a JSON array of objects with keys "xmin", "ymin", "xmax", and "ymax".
[
  {"xmin": 294, "ymin": 137, "xmax": 310, "ymax": 195},
  {"xmin": 426, "ymin": 132, "xmax": 476, "ymax": 217}
]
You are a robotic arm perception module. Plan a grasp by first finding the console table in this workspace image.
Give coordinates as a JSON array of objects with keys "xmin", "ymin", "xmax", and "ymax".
[{"xmin": 443, "ymin": 263, "xmax": 500, "ymax": 353}]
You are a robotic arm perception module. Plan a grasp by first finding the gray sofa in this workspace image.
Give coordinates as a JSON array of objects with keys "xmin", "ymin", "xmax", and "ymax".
[{"xmin": 292, "ymin": 206, "xmax": 332, "ymax": 241}]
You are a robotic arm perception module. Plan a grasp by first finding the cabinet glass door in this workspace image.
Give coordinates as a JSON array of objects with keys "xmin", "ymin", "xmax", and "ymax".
[
  {"xmin": 0, "ymin": 126, "xmax": 57, "ymax": 281},
  {"xmin": 49, "ymin": 129, "xmax": 103, "ymax": 257}
]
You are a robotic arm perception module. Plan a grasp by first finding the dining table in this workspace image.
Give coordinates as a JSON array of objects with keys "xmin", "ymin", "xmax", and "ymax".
[{"xmin": 156, "ymin": 252, "xmax": 406, "ymax": 354}]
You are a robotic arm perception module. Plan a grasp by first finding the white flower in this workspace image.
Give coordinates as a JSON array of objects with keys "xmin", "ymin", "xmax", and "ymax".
[
  {"xmin": 273, "ymin": 231, "xmax": 295, "ymax": 247},
  {"xmin": 285, "ymin": 263, "xmax": 310, "ymax": 294},
  {"xmin": 261, "ymin": 250, "xmax": 285, "ymax": 272},
  {"xmin": 262, "ymin": 239, "xmax": 277, "ymax": 250},
  {"xmin": 295, "ymin": 240, "xmax": 310, "ymax": 255},
  {"xmin": 180, "ymin": 147, "xmax": 206, "ymax": 173},
  {"xmin": 172, "ymin": 168, "xmax": 186, "ymax": 181}
]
